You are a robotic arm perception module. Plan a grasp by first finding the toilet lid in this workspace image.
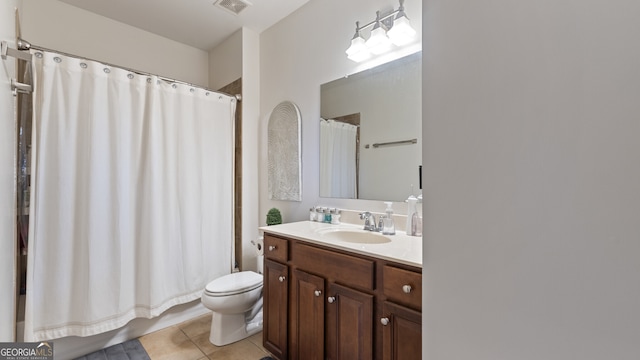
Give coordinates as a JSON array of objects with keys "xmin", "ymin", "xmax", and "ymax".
[{"xmin": 205, "ymin": 271, "xmax": 263, "ymax": 296}]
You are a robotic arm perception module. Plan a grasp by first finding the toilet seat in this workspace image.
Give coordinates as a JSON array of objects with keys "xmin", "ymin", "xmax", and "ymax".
[{"xmin": 204, "ymin": 271, "xmax": 263, "ymax": 297}]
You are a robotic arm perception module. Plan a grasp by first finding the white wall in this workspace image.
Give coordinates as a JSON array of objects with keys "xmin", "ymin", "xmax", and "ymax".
[
  {"xmin": 21, "ymin": 0, "xmax": 209, "ymax": 86},
  {"xmin": 241, "ymin": 28, "xmax": 261, "ymax": 271},
  {"xmin": 209, "ymin": 30, "xmax": 242, "ymax": 90},
  {"xmin": 259, "ymin": 0, "xmax": 422, "ymax": 223},
  {"xmin": 0, "ymin": 0, "xmax": 21, "ymax": 342},
  {"xmin": 423, "ymin": 1, "xmax": 640, "ymax": 359}
]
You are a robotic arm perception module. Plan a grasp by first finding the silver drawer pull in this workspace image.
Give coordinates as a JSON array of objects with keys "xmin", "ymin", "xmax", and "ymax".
[
  {"xmin": 314, "ymin": 290, "xmax": 322, "ymax": 297},
  {"xmin": 402, "ymin": 285, "xmax": 412, "ymax": 294},
  {"xmin": 380, "ymin": 317, "xmax": 390, "ymax": 326},
  {"xmin": 278, "ymin": 276, "xmax": 286, "ymax": 282},
  {"xmin": 327, "ymin": 296, "xmax": 336, "ymax": 304},
  {"xmin": 268, "ymin": 245, "xmax": 277, "ymax": 251}
]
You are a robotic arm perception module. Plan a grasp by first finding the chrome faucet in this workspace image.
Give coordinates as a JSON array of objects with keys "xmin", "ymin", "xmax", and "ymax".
[{"xmin": 359, "ymin": 212, "xmax": 378, "ymax": 231}]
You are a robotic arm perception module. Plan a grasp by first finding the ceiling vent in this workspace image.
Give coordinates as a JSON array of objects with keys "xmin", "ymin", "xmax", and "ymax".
[{"xmin": 214, "ymin": 0, "xmax": 252, "ymax": 15}]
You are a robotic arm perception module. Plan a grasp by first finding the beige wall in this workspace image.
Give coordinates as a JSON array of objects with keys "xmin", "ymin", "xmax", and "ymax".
[
  {"xmin": 21, "ymin": 0, "xmax": 209, "ymax": 86},
  {"xmin": 423, "ymin": 1, "xmax": 640, "ymax": 359}
]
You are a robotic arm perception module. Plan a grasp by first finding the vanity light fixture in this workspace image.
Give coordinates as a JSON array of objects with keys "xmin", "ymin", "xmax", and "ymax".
[
  {"xmin": 387, "ymin": 1, "xmax": 416, "ymax": 46},
  {"xmin": 345, "ymin": 0, "xmax": 417, "ymax": 63},
  {"xmin": 365, "ymin": 12, "xmax": 393, "ymax": 55},
  {"xmin": 346, "ymin": 22, "xmax": 371, "ymax": 62}
]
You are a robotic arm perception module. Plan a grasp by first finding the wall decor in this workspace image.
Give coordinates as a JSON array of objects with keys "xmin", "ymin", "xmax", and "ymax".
[{"xmin": 268, "ymin": 101, "xmax": 302, "ymax": 201}]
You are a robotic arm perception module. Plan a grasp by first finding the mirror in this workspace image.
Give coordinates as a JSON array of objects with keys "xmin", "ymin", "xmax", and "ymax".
[{"xmin": 320, "ymin": 52, "xmax": 422, "ymax": 201}]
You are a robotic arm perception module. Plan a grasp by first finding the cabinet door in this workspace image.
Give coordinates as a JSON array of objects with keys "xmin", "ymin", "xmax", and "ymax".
[
  {"xmin": 264, "ymin": 259, "xmax": 289, "ymax": 360},
  {"xmin": 326, "ymin": 283, "xmax": 373, "ymax": 360},
  {"xmin": 290, "ymin": 269, "xmax": 325, "ymax": 360},
  {"xmin": 381, "ymin": 301, "xmax": 422, "ymax": 360}
]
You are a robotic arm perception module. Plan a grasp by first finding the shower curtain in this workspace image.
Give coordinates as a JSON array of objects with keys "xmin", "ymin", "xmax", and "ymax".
[
  {"xmin": 24, "ymin": 51, "xmax": 235, "ymax": 341},
  {"xmin": 319, "ymin": 119, "xmax": 357, "ymax": 198}
]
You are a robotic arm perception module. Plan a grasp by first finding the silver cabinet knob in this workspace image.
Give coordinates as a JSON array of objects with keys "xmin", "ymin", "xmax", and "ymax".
[
  {"xmin": 380, "ymin": 317, "xmax": 390, "ymax": 326},
  {"xmin": 327, "ymin": 296, "xmax": 336, "ymax": 304},
  {"xmin": 402, "ymin": 285, "xmax": 412, "ymax": 294},
  {"xmin": 278, "ymin": 276, "xmax": 286, "ymax": 282},
  {"xmin": 314, "ymin": 290, "xmax": 322, "ymax": 297},
  {"xmin": 268, "ymin": 245, "xmax": 277, "ymax": 251}
]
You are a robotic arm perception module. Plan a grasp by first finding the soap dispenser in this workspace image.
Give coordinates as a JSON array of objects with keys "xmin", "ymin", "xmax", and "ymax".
[
  {"xmin": 406, "ymin": 195, "xmax": 418, "ymax": 236},
  {"xmin": 382, "ymin": 202, "xmax": 396, "ymax": 235}
]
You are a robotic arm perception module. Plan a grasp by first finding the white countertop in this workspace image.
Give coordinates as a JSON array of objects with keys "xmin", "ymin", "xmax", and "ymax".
[{"xmin": 259, "ymin": 221, "xmax": 422, "ymax": 268}]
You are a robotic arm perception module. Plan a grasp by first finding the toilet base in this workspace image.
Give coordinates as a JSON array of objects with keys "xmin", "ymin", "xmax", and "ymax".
[{"xmin": 209, "ymin": 309, "xmax": 263, "ymax": 346}]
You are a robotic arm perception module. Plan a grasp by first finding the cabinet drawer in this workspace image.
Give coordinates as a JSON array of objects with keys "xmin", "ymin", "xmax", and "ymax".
[
  {"xmin": 292, "ymin": 242, "xmax": 375, "ymax": 291},
  {"xmin": 383, "ymin": 266, "xmax": 422, "ymax": 310},
  {"xmin": 264, "ymin": 234, "xmax": 288, "ymax": 262}
]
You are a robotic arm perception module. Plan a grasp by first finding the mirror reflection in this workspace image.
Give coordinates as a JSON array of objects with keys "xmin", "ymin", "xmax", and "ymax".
[{"xmin": 320, "ymin": 52, "xmax": 422, "ymax": 201}]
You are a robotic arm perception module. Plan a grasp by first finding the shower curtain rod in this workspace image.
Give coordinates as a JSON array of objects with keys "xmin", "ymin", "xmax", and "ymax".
[{"xmin": 8, "ymin": 37, "xmax": 241, "ymax": 101}]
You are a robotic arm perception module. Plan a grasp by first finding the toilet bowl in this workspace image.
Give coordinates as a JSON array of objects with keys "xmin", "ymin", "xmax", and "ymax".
[{"xmin": 201, "ymin": 271, "xmax": 264, "ymax": 346}]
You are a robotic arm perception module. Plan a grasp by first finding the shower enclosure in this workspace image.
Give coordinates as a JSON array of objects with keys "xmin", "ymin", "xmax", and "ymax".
[{"xmin": 6, "ymin": 36, "xmax": 241, "ymax": 357}]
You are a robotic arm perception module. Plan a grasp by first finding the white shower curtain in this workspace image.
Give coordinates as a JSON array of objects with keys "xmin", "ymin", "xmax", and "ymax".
[
  {"xmin": 319, "ymin": 119, "xmax": 357, "ymax": 198},
  {"xmin": 25, "ymin": 51, "xmax": 235, "ymax": 341}
]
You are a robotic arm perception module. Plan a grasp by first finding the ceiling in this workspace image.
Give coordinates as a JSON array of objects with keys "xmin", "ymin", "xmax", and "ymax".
[{"xmin": 58, "ymin": 0, "xmax": 311, "ymax": 50}]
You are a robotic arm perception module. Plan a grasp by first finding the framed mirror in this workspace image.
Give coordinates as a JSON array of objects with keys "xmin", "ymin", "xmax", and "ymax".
[{"xmin": 320, "ymin": 52, "xmax": 422, "ymax": 201}]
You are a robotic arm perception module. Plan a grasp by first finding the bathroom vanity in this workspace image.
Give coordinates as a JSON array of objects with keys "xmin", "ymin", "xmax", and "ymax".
[{"xmin": 260, "ymin": 221, "xmax": 422, "ymax": 360}]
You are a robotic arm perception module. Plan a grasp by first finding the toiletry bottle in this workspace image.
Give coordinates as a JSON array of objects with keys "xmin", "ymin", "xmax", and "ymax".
[
  {"xmin": 331, "ymin": 209, "xmax": 341, "ymax": 225},
  {"xmin": 382, "ymin": 202, "xmax": 396, "ymax": 235},
  {"xmin": 411, "ymin": 208, "xmax": 422, "ymax": 236},
  {"xmin": 406, "ymin": 195, "xmax": 418, "ymax": 236},
  {"xmin": 324, "ymin": 208, "xmax": 332, "ymax": 223},
  {"xmin": 309, "ymin": 207, "xmax": 316, "ymax": 221}
]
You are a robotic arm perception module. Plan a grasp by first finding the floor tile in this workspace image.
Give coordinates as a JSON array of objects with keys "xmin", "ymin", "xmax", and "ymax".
[
  {"xmin": 247, "ymin": 332, "xmax": 267, "ymax": 352},
  {"xmin": 139, "ymin": 315, "xmax": 272, "ymax": 360},
  {"xmin": 139, "ymin": 325, "xmax": 205, "ymax": 360},
  {"xmin": 190, "ymin": 332, "xmax": 220, "ymax": 356},
  {"xmin": 205, "ymin": 339, "xmax": 269, "ymax": 360},
  {"xmin": 179, "ymin": 313, "xmax": 213, "ymax": 338}
]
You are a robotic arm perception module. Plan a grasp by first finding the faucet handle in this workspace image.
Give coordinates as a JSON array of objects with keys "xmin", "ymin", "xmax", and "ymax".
[{"xmin": 359, "ymin": 212, "xmax": 373, "ymax": 230}]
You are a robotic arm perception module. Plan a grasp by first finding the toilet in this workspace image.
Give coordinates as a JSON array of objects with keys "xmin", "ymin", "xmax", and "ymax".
[{"xmin": 201, "ymin": 271, "xmax": 264, "ymax": 346}]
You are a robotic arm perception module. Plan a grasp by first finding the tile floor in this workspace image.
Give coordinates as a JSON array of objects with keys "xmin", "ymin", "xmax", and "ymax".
[{"xmin": 138, "ymin": 312, "xmax": 272, "ymax": 360}]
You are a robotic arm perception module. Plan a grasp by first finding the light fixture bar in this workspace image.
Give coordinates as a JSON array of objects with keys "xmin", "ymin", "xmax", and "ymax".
[
  {"xmin": 345, "ymin": 0, "xmax": 416, "ymax": 63},
  {"xmin": 353, "ymin": 9, "xmax": 400, "ymax": 34}
]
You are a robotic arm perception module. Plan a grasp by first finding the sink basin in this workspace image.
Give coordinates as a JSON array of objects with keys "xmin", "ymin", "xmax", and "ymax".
[{"xmin": 317, "ymin": 228, "xmax": 392, "ymax": 244}]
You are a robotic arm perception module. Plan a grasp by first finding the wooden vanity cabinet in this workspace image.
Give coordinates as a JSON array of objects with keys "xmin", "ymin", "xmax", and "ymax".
[
  {"xmin": 263, "ymin": 233, "xmax": 291, "ymax": 359},
  {"xmin": 326, "ymin": 283, "xmax": 374, "ymax": 360},
  {"xmin": 381, "ymin": 301, "xmax": 422, "ymax": 360},
  {"xmin": 263, "ymin": 232, "xmax": 422, "ymax": 360},
  {"xmin": 381, "ymin": 265, "xmax": 423, "ymax": 360},
  {"xmin": 290, "ymin": 269, "xmax": 325, "ymax": 360},
  {"xmin": 263, "ymin": 258, "xmax": 289, "ymax": 359}
]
